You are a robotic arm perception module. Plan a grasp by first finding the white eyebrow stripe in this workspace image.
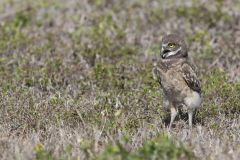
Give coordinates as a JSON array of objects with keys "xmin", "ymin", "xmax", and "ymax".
[
  {"xmin": 166, "ymin": 47, "xmax": 182, "ymax": 57},
  {"xmin": 161, "ymin": 44, "xmax": 167, "ymax": 52},
  {"xmin": 161, "ymin": 46, "xmax": 164, "ymax": 53},
  {"xmin": 162, "ymin": 44, "xmax": 167, "ymax": 47}
]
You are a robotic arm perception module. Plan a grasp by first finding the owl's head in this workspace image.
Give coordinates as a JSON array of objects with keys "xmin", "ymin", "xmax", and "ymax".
[{"xmin": 160, "ymin": 34, "xmax": 188, "ymax": 59}]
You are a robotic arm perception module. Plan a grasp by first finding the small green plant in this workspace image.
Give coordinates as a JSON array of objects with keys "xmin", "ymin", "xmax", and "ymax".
[
  {"xmin": 133, "ymin": 135, "xmax": 194, "ymax": 160},
  {"xmin": 34, "ymin": 144, "xmax": 56, "ymax": 160},
  {"xmin": 98, "ymin": 134, "xmax": 195, "ymax": 160}
]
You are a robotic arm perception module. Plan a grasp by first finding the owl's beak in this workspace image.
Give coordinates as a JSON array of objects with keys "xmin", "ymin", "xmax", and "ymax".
[{"xmin": 161, "ymin": 47, "xmax": 170, "ymax": 59}]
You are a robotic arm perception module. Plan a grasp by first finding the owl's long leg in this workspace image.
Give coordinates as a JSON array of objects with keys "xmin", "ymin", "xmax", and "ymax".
[
  {"xmin": 188, "ymin": 109, "xmax": 194, "ymax": 128},
  {"xmin": 169, "ymin": 107, "xmax": 178, "ymax": 129}
]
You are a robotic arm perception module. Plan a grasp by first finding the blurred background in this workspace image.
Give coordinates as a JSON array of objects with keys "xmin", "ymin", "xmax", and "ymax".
[{"xmin": 0, "ymin": 0, "xmax": 239, "ymax": 160}]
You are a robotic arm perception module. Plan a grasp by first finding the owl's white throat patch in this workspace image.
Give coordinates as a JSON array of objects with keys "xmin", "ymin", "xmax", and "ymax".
[{"xmin": 166, "ymin": 47, "xmax": 182, "ymax": 58}]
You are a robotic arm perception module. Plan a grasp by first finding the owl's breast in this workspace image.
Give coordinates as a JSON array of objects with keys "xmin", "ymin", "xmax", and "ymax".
[{"xmin": 160, "ymin": 69, "xmax": 187, "ymax": 103}]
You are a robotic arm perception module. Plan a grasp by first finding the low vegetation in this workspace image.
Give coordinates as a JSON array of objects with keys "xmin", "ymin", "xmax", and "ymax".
[{"xmin": 0, "ymin": 0, "xmax": 239, "ymax": 159}]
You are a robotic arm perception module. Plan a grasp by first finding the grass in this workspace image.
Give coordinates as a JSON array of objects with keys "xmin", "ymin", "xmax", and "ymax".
[
  {"xmin": 99, "ymin": 134, "xmax": 194, "ymax": 160},
  {"xmin": 0, "ymin": 0, "xmax": 239, "ymax": 160}
]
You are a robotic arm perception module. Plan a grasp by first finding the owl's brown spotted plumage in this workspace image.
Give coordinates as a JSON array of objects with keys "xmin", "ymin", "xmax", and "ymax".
[{"xmin": 152, "ymin": 34, "xmax": 202, "ymax": 128}]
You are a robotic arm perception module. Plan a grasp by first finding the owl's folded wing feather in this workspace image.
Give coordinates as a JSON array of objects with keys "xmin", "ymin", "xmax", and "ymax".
[
  {"xmin": 182, "ymin": 62, "xmax": 201, "ymax": 93},
  {"xmin": 152, "ymin": 62, "xmax": 164, "ymax": 86},
  {"xmin": 152, "ymin": 65, "xmax": 161, "ymax": 81}
]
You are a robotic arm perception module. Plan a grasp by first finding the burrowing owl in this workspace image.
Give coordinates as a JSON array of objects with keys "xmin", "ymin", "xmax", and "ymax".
[{"xmin": 152, "ymin": 34, "xmax": 202, "ymax": 128}]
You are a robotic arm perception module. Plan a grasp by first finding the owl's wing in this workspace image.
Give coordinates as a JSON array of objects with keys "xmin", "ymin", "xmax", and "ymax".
[
  {"xmin": 182, "ymin": 62, "xmax": 201, "ymax": 93},
  {"xmin": 152, "ymin": 62, "xmax": 164, "ymax": 86},
  {"xmin": 152, "ymin": 65, "xmax": 161, "ymax": 82}
]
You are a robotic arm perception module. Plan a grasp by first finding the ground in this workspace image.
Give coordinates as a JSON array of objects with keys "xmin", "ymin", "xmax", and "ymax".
[{"xmin": 0, "ymin": 0, "xmax": 239, "ymax": 160}]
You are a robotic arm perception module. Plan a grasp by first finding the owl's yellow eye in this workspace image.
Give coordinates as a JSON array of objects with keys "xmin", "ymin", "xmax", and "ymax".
[{"xmin": 168, "ymin": 43, "xmax": 175, "ymax": 48}]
